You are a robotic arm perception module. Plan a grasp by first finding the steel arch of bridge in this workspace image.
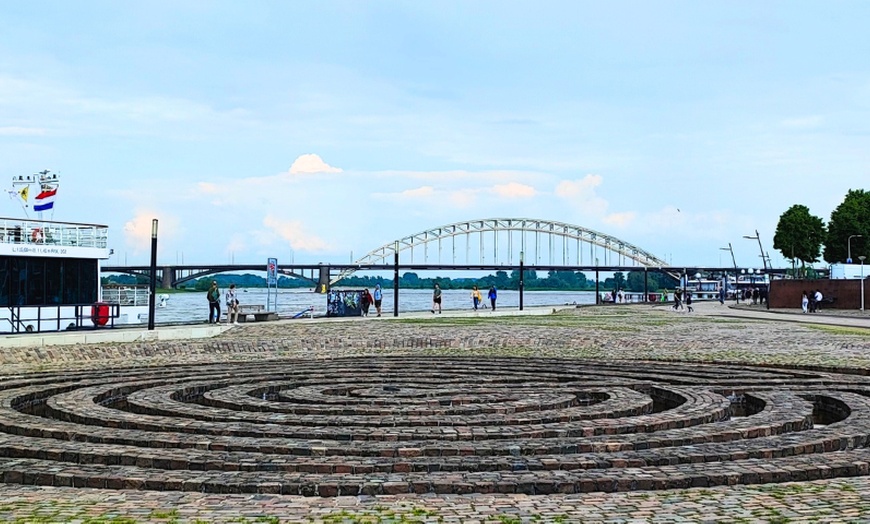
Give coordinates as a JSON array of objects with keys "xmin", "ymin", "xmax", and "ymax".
[{"xmin": 332, "ymin": 218, "xmax": 669, "ymax": 284}]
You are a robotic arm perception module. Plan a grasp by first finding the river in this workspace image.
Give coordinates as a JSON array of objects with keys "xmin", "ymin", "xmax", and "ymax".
[{"xmin": 154, "ymin": 288, "xmax": 598, "ymax": 323}]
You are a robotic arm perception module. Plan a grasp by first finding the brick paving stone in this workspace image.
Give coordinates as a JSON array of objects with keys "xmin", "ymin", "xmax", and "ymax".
[{"xmin": 0, "ymin": 304, "xmax": 869, "ymax": 520}]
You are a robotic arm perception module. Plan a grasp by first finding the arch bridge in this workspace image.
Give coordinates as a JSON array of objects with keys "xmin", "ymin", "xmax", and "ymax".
[{"xmin": 332, "ymin": 217, "xmax": 670, "ymax": 285}]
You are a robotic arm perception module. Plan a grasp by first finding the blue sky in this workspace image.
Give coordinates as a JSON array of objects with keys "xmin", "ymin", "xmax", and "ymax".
[{"xmin": 1, "ymin": 1, "xmax": 868, "ymax": 269}]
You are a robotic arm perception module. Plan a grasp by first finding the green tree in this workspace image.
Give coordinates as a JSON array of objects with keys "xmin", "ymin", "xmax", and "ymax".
[
  {"xmin": 823, "ymin": 190, "xmax": 870, "ymax": 263},
  {"xmin": 773, "ymin": 204, "xmax": 826, "ymax": 268},
  {"xmin": 612, "ymin": 271, "xmax": 626, "ymax": 289}
]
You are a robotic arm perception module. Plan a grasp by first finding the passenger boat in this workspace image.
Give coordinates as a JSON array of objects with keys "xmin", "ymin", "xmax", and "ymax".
[{"xmin": 1, "ymin": 172, "xmax": 149, "ymax": 333}]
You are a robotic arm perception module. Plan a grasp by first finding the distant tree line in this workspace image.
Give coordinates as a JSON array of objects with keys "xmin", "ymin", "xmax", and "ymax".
[
  {"xmin": 774, "ymin": 189, "xmax": 870, "ymax": 273},
  {"xmin": 103, "ymin": 269, "xmax": 679, "ymax": 292}
]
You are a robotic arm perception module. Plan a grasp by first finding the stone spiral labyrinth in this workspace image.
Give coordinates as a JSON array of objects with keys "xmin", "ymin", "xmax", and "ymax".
[{"xmin": 2, "ymin": 356, "xmax": 870, "ymax": 497}]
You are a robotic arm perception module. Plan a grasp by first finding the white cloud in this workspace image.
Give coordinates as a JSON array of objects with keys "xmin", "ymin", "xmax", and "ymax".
[
  {"xmin": 197, "ymin": 182, "xmax": 220, "ymax": 194},
  {"xmin": 449, "ymin": 190, "xmax": 477, "ymax": 208},
  {"xmin": 602, "ymin": 211, "xmax": 637, "ymax": 227},
  {"xmin": 554, "ymin": 174, "xmax": 602, "ymax": 198},
  {"xmin": 122, "ymin": 211, "xmax": 179, "ymax": 254},
  {"xmin": 781, "ymin": 116, "xmax": 823, "ymax": 129},
  {"xmin": 554, "ymin": 175, "xmax": 609, "ymax": 216},
  {"xmin": 262, "ymin": 215, "xmax": 330, "ymax": 252},
  {"xmin": 397, "ymin": 186, "xmax": 436, "ymax": 199},
  {"xmin": 0, "ymin": 126, "xmax": 46, "ymax": 136},
  {"xmin": 288, "ymin": 154, "xmax": 343, "ymax": 174},
  {"xmin": 492, "ymin": 182, "xmax": 536, "ymax": 198}
]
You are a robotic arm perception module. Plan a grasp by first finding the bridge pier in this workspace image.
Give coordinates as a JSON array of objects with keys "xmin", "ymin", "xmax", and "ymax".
[
  {"xmin": 317, "ymin": 265, "xmax": 331, "ymax": 293},
  {"xmin": 161, "ymin": 266, "xmax": 175, "ymax": 289}
]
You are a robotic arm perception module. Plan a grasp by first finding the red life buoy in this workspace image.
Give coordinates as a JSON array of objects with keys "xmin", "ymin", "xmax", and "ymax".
[
  {"xmin": 31, "ymin": 228, "xmax": 43, "ymax": 243},
  {"xmin": 91, "ymin": 302, "xmax": 110, "ymax": 326}
]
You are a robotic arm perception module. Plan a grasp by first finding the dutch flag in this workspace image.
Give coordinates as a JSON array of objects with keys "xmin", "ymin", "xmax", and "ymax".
[{"xmin": 34, "ymin": 188, "xmax": 57, "ymax": 212}]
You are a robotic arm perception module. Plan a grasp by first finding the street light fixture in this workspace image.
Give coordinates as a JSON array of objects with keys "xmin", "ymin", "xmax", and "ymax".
[
  {"xmin": 848, "ymin": 235, "xmax": 863, "ymax": 263},
  {"xmin": 743, "ymin": 230, "xmax": 768, "ymax": 271},
  {"xmin": 720, "ymin": 244, "xmax": 739, "ymax": 304}
]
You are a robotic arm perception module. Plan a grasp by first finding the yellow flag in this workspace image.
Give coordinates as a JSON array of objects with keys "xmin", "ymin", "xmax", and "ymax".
[{"xmin": 18, "ymin": 186, "xmax": 29, "ymax": 202}]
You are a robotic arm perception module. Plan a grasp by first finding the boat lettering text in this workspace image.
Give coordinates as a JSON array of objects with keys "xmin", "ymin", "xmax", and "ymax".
[{"xmin": 12, "ymin": 246, "xmax": 67, "ymax": 255}]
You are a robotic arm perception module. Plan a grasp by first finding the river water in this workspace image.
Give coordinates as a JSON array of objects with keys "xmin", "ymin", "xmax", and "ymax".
[{"xmin": 154, "ymin": 289, "xmax": 598, "ymax": 323}]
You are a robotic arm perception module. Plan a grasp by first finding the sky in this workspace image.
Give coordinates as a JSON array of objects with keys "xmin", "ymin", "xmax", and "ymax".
[{"xmin": 1, "ymin": 1, "xmax": 868, "ymax": 270}]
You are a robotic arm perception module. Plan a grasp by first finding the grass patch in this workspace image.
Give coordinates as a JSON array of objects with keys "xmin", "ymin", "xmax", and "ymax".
[{"xmin": 804, "ymin": 324, "xmax": 870, "ymax": 336}]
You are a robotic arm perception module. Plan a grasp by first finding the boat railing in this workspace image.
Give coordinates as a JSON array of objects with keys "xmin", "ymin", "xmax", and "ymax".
[
  {"xmin": 1, "ymin": 303, "xmax": 120, "ymax": 334},
  {"xmin": 0, "ymin": 217, "xmax": 108, "ymax": 249},
  {"xmin": 102, "ymin": 286, "xmax": 151, "ymax": 306}
]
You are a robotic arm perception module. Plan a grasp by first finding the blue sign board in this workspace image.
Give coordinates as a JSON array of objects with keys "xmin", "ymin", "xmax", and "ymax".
[{"xmin": 267, "ymin": 257, "xmax": 278, "ymax": 285}]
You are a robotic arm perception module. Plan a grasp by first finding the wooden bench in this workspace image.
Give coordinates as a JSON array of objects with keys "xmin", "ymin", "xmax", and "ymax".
[{"xmin": 236, "ymin": 304, "xmax": 278, "ymax": 323}]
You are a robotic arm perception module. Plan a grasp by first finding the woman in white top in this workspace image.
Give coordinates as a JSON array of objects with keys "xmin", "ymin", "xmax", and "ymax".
[{"xmin": 225, "ymin": 284, "xmax": 240, "ymax": 324}]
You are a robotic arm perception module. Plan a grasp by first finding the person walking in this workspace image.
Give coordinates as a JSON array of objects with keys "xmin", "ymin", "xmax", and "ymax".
[
  {"xmin": 361, "ymin": 288, "xmax": 373, "ymax": 317},
  {"xmin": 207, "ymin": 281, "xmax": 221, "ymax": 324},
  {"xmin": 431, "ymin": 283, "xmax": 442, "ymax": 313},
  {"xmin": 801, "ymin": 291, "xmax": 809, "ymax": 313},
  {"xmin": 685, "ymin": 290, "xmax": 694, "ymax": 313},
  {"xmin": 373, "ymin": 284, "xmax": 383, "ymax": 317},
  {"xmin": 225, "ymin": 283, "xmax": 239, "ymax": 324},
  {"xmin": 471, "ymin": 285, "xmax": 482, "ymax": 310},
  {"xmin": 488, "ymin": 286, "xmax": 497, "ymax": 311}
]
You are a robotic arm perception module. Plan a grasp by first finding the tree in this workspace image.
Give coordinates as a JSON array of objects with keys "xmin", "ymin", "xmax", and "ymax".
[
  {"xmin": 823, "ymin": 190, "xmax": 870, "ymax": 263},
  {"xmin": 773, "ymin": 204, "xmax": 826, "ymax": 268}
]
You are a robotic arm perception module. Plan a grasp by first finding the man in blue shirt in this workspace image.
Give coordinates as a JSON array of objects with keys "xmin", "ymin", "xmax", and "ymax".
[{"xmin": 373, "ymin": 284, "xmax": 383, "ymax": 317}]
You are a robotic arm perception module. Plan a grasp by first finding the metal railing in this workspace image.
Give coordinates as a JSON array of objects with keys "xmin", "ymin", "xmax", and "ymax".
[
  {"xmin": 0, "ymin": 217, "xmax": 108, "ymax": 249},
  {"xmin": 1, "ymin": 303, "xmax": 120, "ymax": 334},
  {"xmin": 102, "ymin": 286, "xmax": 150, "ymax": 306}
]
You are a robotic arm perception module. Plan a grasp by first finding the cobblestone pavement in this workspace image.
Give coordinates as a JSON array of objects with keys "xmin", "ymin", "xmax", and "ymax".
[{"xmin": 1, "ymin": 303, "xmax": 870, "ymax": 522}]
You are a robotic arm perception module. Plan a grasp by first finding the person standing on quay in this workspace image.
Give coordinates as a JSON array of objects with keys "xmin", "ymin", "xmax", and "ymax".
[
  {"xmin": 225, "ymin": 283, "xmax": 239, "ymax": 324},
  {"xmin": 373, "ymin": 284, "xmax": 383, "ymax": 317},
  {"xmin": 207, "ymin": 281, "xmax": 221, "ymax": 324},
  {"xmin": 488, "ymin": 286, "xmax": 497, "ymax": 311},
  {"xmin": 471, "ymin": 285, "xmax": 482, "ymax": 310},
  {"xmin": 431, "ymin": 283, "xmax": 442, "ymax": 313},
  {"xmin": 361, "ymin": 288, "xmax": 373, "ymax": 317}
]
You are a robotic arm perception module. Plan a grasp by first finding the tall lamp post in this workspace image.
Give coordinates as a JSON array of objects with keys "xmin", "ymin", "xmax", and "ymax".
[
  {"xmin": 518, "ymin": 251, "xmax": 524, "ymax": 311},
  {"xmin": 721, "ymin": 244, "xmax": 738, "ymax": 304},
  {"xmin": 848, "ymin": 235, "xmax": 863, "ymax": 263},
  {"xmin": 860, "ymin": 256, "xmax": 866, "ymax": 312},
  {"xmin": 743, "ymin": 230, "xmax": 768, "ymax": 271},
  {"xmin": 148, "ymin": 219, "xmax": 158, "ymax": 331}
]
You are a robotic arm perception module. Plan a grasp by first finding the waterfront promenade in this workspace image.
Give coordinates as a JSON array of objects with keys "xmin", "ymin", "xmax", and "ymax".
[{"xmin": 1, "ymin": 302, "xmax": 870, "ymax": 522}]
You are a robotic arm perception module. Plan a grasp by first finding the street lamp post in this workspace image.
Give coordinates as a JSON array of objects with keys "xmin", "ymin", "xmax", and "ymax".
[
  {"xmin": 848, "ymin": 235, "xmax": 863, "ymax": 263},
  {"xmin": 860, "ymin": 256, "xmax": 866, "ymax": 312},
  {"xmin": 721, "ymin": 244, "xmax": 738, "ymax": 304},
  {"xmin": 519, "ymin": 251, "xmax": 524, "ymax": 311},
  {"xmin": 148, "ymin": 219, "xmax": 158, "ymax": 331},
  {"xmin": 743, "ymin": 230, "xmax": 768, "ymax": 271}
]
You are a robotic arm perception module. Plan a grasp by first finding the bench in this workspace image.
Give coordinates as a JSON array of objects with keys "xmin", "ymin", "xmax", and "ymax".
[
  {"xmin": 815, "ymin": 297, "xmax": 836, "ymax": 310},
  {"xmin": 236, "ymin": 304, "xmax": 278, "ymax": 323}
]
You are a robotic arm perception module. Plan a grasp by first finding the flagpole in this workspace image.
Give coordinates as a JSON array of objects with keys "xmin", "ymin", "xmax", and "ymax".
[{"xmin": 10, "ymin": 175, "xmax": 34, "ymax": 219}]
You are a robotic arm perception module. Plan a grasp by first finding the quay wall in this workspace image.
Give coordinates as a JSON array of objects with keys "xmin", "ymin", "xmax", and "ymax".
[{"xmin": 770, "ymin": 279, "xmax": 869, "ymax": 309}]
